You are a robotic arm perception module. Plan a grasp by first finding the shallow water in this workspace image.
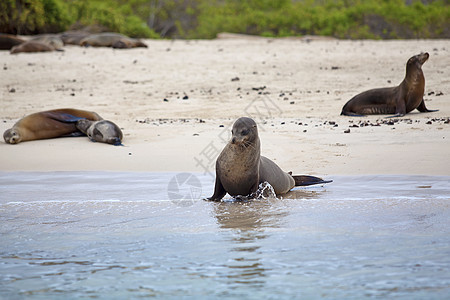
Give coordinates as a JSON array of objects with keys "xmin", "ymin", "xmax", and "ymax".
[{"xmin": 1, "ymin": 172, "xmax": 449, "ymax": 299}]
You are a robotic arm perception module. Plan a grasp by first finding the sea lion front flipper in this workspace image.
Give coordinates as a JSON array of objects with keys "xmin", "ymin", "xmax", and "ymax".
[
  {"xmin": 43, "ymin": 112, "xmax": 86, "ymax": 123},
  {"xmin": 386, "ymin": 113, "xmax": 405, "ymax": 118},
  {"xmin": 394, "ymin": 98, "xmax": 406, "ymax": 117},
  {"xmin": 62, "ymin": 131, "xmax": 86, "ymax": 137},
  {"xmin": 206, "ymin": 171, "xmax": 227, "ymax": 201},
  {"xmin": 416, "ymin": 99, "xmax": 438, "ymax": 113},
  {"xmin": 292, "ymin": 175, "xmax": 332, "ymax": 186}
]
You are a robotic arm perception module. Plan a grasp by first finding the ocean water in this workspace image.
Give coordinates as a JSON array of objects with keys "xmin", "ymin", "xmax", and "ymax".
[{"xmin": 0, "ymin": 172, "xmax": 449, "ymax": 299}]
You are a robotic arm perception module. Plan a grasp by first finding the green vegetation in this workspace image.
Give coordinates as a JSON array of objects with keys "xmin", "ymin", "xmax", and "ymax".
[{"xmin": 1, "ymin": 0, "xmax": 449, "ymax": 39}]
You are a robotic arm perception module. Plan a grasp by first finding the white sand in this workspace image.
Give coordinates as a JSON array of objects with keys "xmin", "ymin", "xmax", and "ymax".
[{"xmin": 0, "ymin": 38, "xmax": 449, "ymax": 175}]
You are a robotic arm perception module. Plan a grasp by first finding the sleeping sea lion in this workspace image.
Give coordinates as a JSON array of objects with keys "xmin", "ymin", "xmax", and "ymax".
[
  {"xmin": 10, "ymin": 41, "xmax": 57, "ymax": 54},
  {"xmin": 30, "ymin": 34, "xmax": 64, "ymax": 50},
  {"xmin": 80, "ymin": 32, "xmax": 147, "ymax": 48},
  {"xmin": 76, "ymin": 119, "xmax": 123, "ymax": 145},
  {"xmin": 60, "ymin": 31, "xmax": 91, "ymax": 45},
  {"xmin": 0, "ymin": 34, "xmax": 25, "ymax": 50},
  {"xmin": 207, "ymin": 117, "xmax": 331, "ymax": 201},
  {"xmin": 341, "ymin": 52, "xmax": 437, "ymax": 117},
  {"xmin": 3, "ymin": 108, "xmax": 103, "ymax": 144}
]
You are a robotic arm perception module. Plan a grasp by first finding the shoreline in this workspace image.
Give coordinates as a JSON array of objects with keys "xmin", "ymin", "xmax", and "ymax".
[{"xmin": 1, "ymin": 39, "xmax": 449, "ymax": 175}]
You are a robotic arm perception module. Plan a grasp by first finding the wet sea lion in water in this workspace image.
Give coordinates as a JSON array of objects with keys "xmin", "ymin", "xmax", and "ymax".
[
  {"xmin": 76, "ymin": 119, "xmax": 123, "ymax": 146},
  {"xmin": 10, "ymin": 41, "xmax": 58, "ymax": 54},
  {"xmin": 0, "ymin": 34, "xmax": 25, "ymax": 50},
  {"xmin": 80, "ymin": 33, "xmax": 147, "ymax": 48},
  {"xmin": 341, "ymin": 52, "xmax": 437, "ymax": 117},
  {"xmin": 3, "ymin": 108, "xmax": 102, "ymax": 144},
  {"xmin": 207, "ymin": 117, "xmax": 331, "ymax": 201}
]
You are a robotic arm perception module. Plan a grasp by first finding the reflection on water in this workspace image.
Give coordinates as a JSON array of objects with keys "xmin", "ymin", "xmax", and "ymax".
[
  {"xmin": 0, "ymin": 172, "xmax": 449, "ymax": 299},
  {"xmin": 214, "ymin": 200, "xmax": 287, "ymax": 288}
]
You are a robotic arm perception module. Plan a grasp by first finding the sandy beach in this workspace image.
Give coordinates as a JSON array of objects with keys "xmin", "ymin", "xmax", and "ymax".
[{"xmin": 0, "ymin": 37, "xmax": 449, "ymax": 175}]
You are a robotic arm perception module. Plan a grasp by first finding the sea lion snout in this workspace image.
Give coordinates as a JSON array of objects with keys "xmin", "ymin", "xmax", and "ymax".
[
  {"xmin": 108, "ymin": 137, "xmax": 122, "ymax": 146},
  {"xmin": 419, "ymin": 52, "xmax": 429, "ymax": 64},
  {"xmin": 409, "ymin": 52, "xmax": 429, "ymax": 66}
]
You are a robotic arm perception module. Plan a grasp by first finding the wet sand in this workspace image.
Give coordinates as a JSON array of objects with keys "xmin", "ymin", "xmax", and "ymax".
[{"xmin": 0, "ymin": 38, "xmax": 449, "ymax": 175}]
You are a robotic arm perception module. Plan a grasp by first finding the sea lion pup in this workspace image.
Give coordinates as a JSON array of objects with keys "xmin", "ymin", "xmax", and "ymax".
[
  {"xmin": 30, "ymin": 34, "xmax": 64, "ymax": 50},
  {"xmin": 10, "ymin": 41, "xmax": 57, "ymax": 54},
  {"xmin": 0, "ymin": 34, "xmax": 25, "ymax": 50},
  {"xmin": 60, "ymin": 31, "xmax": 91, "ymax": 45},
  {"xmin": 76, "ymin": 119, "xmax": 123, "ymax": 146},
  {"xmin": 341, "ymin": 52, "xmax": 437, "ymax": 117},
  {"xmin": 3, "ymin": 108, "xmax": 103, "ymax": 144},
  {"xmin": 80, "ymin": 32, "xmax": 148, "ymax": 48},
  {"xmin": 207, "ymin": 117, "xmax": 332, "ymax": 201}
]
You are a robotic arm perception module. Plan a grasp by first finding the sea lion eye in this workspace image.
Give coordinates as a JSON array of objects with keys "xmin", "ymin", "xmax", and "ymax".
[{"xmin": 241, "ymin": 129, "xmax": 249, "ymax": 136}]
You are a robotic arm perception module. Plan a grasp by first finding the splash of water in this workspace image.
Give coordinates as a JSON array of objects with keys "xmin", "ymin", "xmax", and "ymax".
[{"xmin": 255, "ymin": 181, "xmax": 277, "ymax": 200}]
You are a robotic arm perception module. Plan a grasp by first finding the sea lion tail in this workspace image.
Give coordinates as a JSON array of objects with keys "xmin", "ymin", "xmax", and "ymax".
[{"xmin": 292, "ymin": 175, "xmax": 332, "ymax": 186}]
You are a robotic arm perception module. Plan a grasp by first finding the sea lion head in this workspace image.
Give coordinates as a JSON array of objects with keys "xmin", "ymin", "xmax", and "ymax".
[
  {"xmin": 135, "ymin": 40, "xmax": 148, "ymax": 48},
  {"xmin": 407, "ymin": 52, "xmax": 429, "ymax": 69},
  {"xmin": 3, "ymin": 128, "xmax": 21, "ymax": 144},
  {"xmin": 78, "ymin": 120, "xmax": 123, "ymax": 146},
  {"xmin": 230, "ymin": 117, "xmax": 258, "ymax": 147}
]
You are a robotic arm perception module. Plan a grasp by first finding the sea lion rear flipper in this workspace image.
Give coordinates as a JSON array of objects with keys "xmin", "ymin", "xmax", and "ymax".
[
  {"xmin": 43, "ymin": 112, "xmax": 86, "ymax": 123},
  {"xmin": 416, "ymin": 99, "xmax": 438, "ymax": 113},
  {"xmin": 292, "ymin": 175, "xmax": 332, "ymax": 186}
]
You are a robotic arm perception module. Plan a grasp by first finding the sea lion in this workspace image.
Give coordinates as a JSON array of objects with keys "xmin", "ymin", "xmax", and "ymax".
[
  {"xmin": 3, "ymin": 108, "xmax": 103, "ymax": 144},
  {"xmin": 60, "ymin": 31, "xmax": 91, "ymax": 45},
  {"xmin": 76, "ymin": 119, "xmax": 123, "ymax": 146},
  {"xmin": 0, "ymin": 34, "xmax": 25, "ymax": 50},
  {"xmin": 10, "ymin": 41, "xmax": 57, "ymax": 54},
  {"xmin": 30, "ymin": 34, "xmax": 64, "ymax": 50},
  {"xmin": 80, "ymin": 32, "xmax": 147, "ymax": 48},
  {"xmin": 207, "ymin": 117, "xmax": 331, "ymax": 201},
  {"xmin": 341, "ymin": 52, "xmax": 437, "ymax": 117}
]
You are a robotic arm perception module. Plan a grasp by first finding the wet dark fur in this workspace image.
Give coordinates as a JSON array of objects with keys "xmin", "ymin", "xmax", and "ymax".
[{"xmin": 207, "ymin": 117, "xmax": 331, "ymax": 201}]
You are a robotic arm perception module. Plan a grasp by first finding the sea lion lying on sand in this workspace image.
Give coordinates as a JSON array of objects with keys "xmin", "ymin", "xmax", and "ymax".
[
  {"xmin": 60, "ymin": 31, "xmax": 91, "ymax": 45},
  {"xmin": 10, "ymin": 41, "xmax": 60, "ymax": 54},
  {"xmin": 0, "ymin": 34, "xmax": 25, "ymax": 50},
  {"xmin": 3, "ymin": 109, "xmax": 102, "ymax": 144},
  {"xmin": 76, "ymin": 119, "xmax": 123, "ymax": 146},
  {"xmin": 80, "ymin": 33, "xmax": 147, "ymax": 48},
  {"xmin": 29, "ymin": 34, "xmax": 64, "ymax": 50}
]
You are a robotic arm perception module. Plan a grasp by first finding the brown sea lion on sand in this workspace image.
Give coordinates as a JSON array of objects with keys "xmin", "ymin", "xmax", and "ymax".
[
  {"xmin": 10, "ymin": 41, "xmax": 58, "ymax": 54},
  {"xmin": 60, "ymin": 31, "xmax": 91, "ymax": 45},
  {"xmin": 80, "ymin": 33, "xmax": 147, "ymax": 48},
  {"xmin": 30, "ymin": 34, "xmax": 64, "ymax": 50},
  {"xmin": 341, "ymin": 52, "xmax": 437, "ymax": 117},
  {"xmin": 76, "ymin": 119, "xmax": 123, "ymax": 146},
  {"xmin": 3, "ymin": 109, "xmax": 103, "ymax": 144},
  {"xmin": 0, "ymin": 34, "xmax": 25, "ymax": 50},
  {"xmin": 207, "ymin": 117, "xmax": 332, "ymax": 201}
]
